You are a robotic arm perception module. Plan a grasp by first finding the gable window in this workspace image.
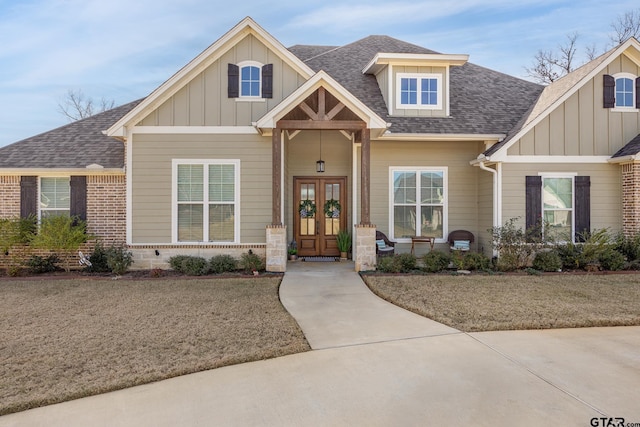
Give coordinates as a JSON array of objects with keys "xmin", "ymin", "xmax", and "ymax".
[
  {"xmin": 396, "ymin": 73, "xmax": 442, "ymax": 110},
  {"xmin": 604, "ymin": 73, "xmax": 640, "ymax": 110},
  {"xmin": 390, "ymin": 168, "xmax": 447, "ymax": 241},
  {"xmin": 616, "ymin": 76, "xmax": 634, "ymax": 108},
  {"xmin": 40, "ymin": 177, "xmax": 70, "ymax": 218},
  {"xmin": 174, "ymin": 160, "xmax": 240, "ymax": 243},
  {"xmin": 227, "ymin": 62, "xmax": 273, "ymax": 100}
]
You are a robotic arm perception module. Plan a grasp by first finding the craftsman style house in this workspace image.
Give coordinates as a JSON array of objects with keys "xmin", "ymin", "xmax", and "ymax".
[{"xmin": 1, "ymin": 17, "xmax": 640, "ymax": 271}]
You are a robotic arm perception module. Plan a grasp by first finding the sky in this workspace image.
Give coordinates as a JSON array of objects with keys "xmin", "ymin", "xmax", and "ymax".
[{"xmin": 0, "ymin": 0, "xmax": 638, "ymax": 147}]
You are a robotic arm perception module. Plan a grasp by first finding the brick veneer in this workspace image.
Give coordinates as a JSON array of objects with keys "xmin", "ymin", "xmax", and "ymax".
[
  {"xmin": 87, "ymin": 175, "xmax": 126, "ymax": 244},
  {"xmin": 0, "ymin": 176, "xmax": 20, "ymax": 218},
  {"xmin": 354, "ymin": 224, "xmax": 376, "ymax": 272},
  {"xmin": 622, "ymin": 163, "xmax": 640, "ymax": 236}
]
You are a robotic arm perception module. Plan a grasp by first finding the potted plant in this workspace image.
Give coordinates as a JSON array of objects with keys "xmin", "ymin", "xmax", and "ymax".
[
  {"xmin": 336, "ymin": 229, "xmax": 351, "ymax": 260},
  {"xmin": 288, "ymin": 248, "xmax": 298, "ymax": 261}
]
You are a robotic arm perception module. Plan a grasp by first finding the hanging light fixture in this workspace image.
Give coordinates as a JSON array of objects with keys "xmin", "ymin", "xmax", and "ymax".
[{"xmin": 316, "ymin": 130, "xmax": 325, "ymax": 173}]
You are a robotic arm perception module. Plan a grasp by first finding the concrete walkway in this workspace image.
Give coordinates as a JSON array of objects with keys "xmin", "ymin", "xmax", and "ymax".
[{"xmin": 1, "ymin": 262, "xmax": 639, "ymax": 426}]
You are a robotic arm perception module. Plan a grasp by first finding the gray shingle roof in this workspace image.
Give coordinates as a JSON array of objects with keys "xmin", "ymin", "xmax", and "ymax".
[
  {"xmin": 0, "ymin": 100, "xmax": 142, "ymax": 169},
  {"xmin": 613, "ymin": 133, "xmax": 640, "ymax": 158},
  {"xmin": 290, "ymin": 35, "xmax": 544, "ymax": 135}
]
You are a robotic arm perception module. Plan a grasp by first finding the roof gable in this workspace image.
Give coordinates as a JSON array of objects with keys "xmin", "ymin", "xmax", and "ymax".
[
  {"xmin": 107, "ymin": 17, "xmax": 315, "ymax": 138},
  {"xmin": 484, "ymin": 37, "xmax": 640, "ymax": 160}
]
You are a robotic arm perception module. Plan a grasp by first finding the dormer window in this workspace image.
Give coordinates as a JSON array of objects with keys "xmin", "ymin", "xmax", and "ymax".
[
  {"xmin": 396, "ymin": 73, "xmax": 442, "ymax": 110},
  {"xmin": 227, "ymin": 62, "xmax": 273, "ymax": 100}
]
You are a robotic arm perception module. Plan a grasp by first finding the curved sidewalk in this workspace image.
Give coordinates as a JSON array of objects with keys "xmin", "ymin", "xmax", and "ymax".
[{"xmin": 1, "ymin": 262, "xmax": 639, "ymax": 426}]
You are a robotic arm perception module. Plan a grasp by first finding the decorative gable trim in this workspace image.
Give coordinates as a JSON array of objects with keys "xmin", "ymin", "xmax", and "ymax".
[{"xmin": 107, "ymin": 17, "xmax": 314, "ymax": 139}]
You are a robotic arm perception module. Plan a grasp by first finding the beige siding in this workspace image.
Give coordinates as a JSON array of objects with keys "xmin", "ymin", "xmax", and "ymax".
[
  {"xmin": 507, "ymin": 53, "xmax": 640, "ymax": 157},
  {"xmin": 501, "ymin": 163, "xmax": 621, "ymax": 232},
  {"xmin": 370, "ymin": 140, "xmax": 482, "ymax": 253},
  {"xmin": 138, "ymin": 34, "xmax": 307, "ymax": 127},
  {"xmin": 285, "ymin": 130, "xmax": 353, "ymax": 241},
  {"xmin": 130, "ymin": 133, "xmax": 271, "ymax": 244},
  {"xmin": 391, "ymin": 66, "xmax": 448, "ymax": 117},
  {"xmin": 375, "ymin": 67, "xmax": 389, "ymax": 110}
]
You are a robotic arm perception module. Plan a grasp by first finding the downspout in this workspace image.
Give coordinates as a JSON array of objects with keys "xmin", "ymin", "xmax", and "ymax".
[{"xmin": 478, "ymin": 160, "xmax": 499, "ymax": 257}]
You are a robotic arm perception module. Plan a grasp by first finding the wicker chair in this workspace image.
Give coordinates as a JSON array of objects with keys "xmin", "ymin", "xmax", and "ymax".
[
  {"xmin": 447, "ymin": 230, "xmax": 474, "ymax": 252},
  {"xmin": 375, "ymin": 231, "xmax": 395, "ymax": 257}
]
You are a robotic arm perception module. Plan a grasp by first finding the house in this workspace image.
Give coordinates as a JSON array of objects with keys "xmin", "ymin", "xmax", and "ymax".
[{"xmin": 1, "ymin": 17, "xmax": 640, "ymax": 272}]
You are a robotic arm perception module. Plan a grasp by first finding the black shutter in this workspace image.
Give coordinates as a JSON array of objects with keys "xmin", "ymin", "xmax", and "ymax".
[
  {"xmin": 262, "ymin": 64, "xmax": 273, "ymax": 99},
  {"xmin": 20, "ymin": 176, "xmax": 37, "ymax": 219},
  {"xmin": 603, "ymin": 74, "xmax": 615, "ymax": 108},
  {"xmin": 525, "ymin": 176, "xmax": 542, "ymax": 236},
  {"xmin": 636, "ymin": 77, "xmax": 640, "ymax": 109},
  {"xmin": 228, "ymin": 64, "xmax": 239, "ymax": 98},
  {"xmin": 70, "ymin": 176, "xmax": 87, "ymax": 222},
  {"xmin": 574, "ymin": 176, "xmax": 591, "ymax": 242}
]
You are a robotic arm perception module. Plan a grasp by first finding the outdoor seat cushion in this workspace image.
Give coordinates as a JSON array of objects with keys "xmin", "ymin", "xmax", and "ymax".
[
  {"xmin": 376, "ymin": 239, "xmax": 387, "ymax": 249},
  {"xmin": 452, "ymin": 240, "xmax": 470, "ymax": 250}
]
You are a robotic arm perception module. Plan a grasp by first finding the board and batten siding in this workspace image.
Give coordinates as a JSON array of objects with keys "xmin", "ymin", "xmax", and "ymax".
[
  {"xmin": 130, "ymin": 133, "xmax": 271, "ymax": 244},
  {"xmin": 507, "ymin": 55, "xmax": 640, "ymax": 157},
  {"xmin": 138, "ymin": 34, "xmax": 307, "ymax": 128},
  {"xmin": 369, "ymin": 140, "xmax": 483, "ymax": 252},
  {"xmin": 501, "ymin": 163, "xmax": 621, "ymax": 232}
]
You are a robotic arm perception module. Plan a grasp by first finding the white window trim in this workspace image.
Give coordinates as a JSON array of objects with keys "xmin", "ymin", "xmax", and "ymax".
[
  {"xmin": 237, "ymin": 60, "xmax": 263, "ymax": 101},
  {"xmin": 39, "ymin": 176, "xmax": 70, "ymax": 220},
  {"xmin": 611, "ymin": 72, "xmax": 638, "ymax": 112},
  {"xmin": 395, "ymin": 73, "xmax": 442, "ymax": 110},
  {"xmin": 172, "ymin": 159, "xmax": 241, "ymax": 244},
  {"xmin": 388, "ymin": 167, "xmax": 448, "ymax": 243},
  {"xmin": 539, "ymin": 173, "xmax": 575, "ymax": 243}
]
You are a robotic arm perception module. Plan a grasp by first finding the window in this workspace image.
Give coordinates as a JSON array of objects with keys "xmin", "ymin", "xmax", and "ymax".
[
  {"xmin": 616, "ymin": 76, "xmax": 634, "ymax": 108},
  {"xmin": 240, "ymin": 64, "xmax": 260, "ymax": 97},
  {"xmin": 40, "ymin": 177, "xmax": 70, "ymax": 218},
  {"xmin": 390, "ymin": 168, "xmax": 447, "ymax": 241},
  {"xmin": 542, "ymin": 176, "xmax": 574, "ymax": 241},
  {"xmin": 174, "ymin": 160, "xmax": 239, "ymax": 243},
  {"xmin": 396, "ymin": 73, "xmax": 441, "ymax": 109}
]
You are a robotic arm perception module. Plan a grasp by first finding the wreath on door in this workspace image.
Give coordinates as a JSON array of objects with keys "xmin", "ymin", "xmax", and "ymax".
[
  {"xmin": 299, "ymin": 199, "xmax": 316, "ymax": 218},
  {"xmin": 324, "ymin": 199, "xmax": 341, "ymax": 218}
]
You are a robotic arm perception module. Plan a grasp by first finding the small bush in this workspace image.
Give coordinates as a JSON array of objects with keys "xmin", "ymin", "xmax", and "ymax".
[
  {"xmin": 395, "ymin": 253, "xmax": 417, "ymax": 272},
  {"xmin": 25, "ymin": 255, "xmax": 60, "ymax": 274},
  {"xmin": 554, "ymin": 243, "xmax": 583, "ymax": 270},
  {"xmin": 105, "ymin": 245, "xmax": 134, "ymax": 275},
  {"xmin": 495, "ymin": 253, "xmax": 520, "ymax": 272},
  {"xmin": 532, "ymin": 250, "xmax": 563, "ymax": 272},
  {"xmin": 85, "ymin": 243, "xmax": 111, "ymax": 273},
  {"xmin": 169, "ymin": 255, "xmax": 191, "ymax": 271},
  {"xmin": 460, "ymin": 252, "xmax": 492, "ymax": 271},
  {"xmin": 170, "ymin": 255, "xmax": 209, "ymax": 276},
  {"xmin": 422, "ymin": 251, "xmax": 451, "ymax": 273},
  {"xmin": 377, "ymin": 256, "xmax": 402, "ymax": 273},
  {"xmin": 210, "ymin": 254, "xmax": 237, "ymax": 274},
  {"xmin": 599, "ymin": 248, "xmax": 626, "ymax": 271},
  {"xmin": 239, "ymin": 252, "xmax": 264, "ymax": 273},
  {"xmin": 613, "ymin": 232, "xmax": 640, "ymax": 261}
]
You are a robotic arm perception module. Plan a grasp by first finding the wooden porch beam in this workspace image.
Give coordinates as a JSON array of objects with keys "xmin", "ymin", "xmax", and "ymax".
[
  {"xmin": 326, "ymin": 102, "xmax": 345, "ymax": 120},
  {"xmin": 272, "ymin": 128, "xmax": 282, "ymax": 225},
  {"xmin": 299, "ymin": 102, "xmax": 318, "ymax": 121},
  {"xmin": 276, "ymin": 120, "xmax": 366, "ymax": 130},
  {"xmin": 318, "ymin": 87, "xmax": 326, "ymax": 120},
  {"xmin": 360, "ymin": 128, "xmax": 371, "ymax": 225}
]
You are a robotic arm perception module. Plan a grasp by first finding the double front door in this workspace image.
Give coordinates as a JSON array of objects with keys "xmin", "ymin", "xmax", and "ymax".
[{"xmin": 294, "ymin": 177, "xmax": 347, "ymax": 257}]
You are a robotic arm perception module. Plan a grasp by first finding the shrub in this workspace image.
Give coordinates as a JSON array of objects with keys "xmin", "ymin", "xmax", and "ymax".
[
  {"xmin": 395, "ymin": 253, "xmax": 417, "ymax": 272},
  {"xmin": 495, "ymin": 253, "xmax": 520, "ymax": 272},
  {"xmin": 169, "ymin": 255, "xmax": 209, "ymax": 276},
  {"xmin": 422, "ymin": 251, "xmax": 451, "ymax": 273},
  {"xmin": 25, "ymin": 254, "xmax": 60, "ymax": 274},
  {"xmin": 85, "ymin": 242, "xmax": 111, "ymax": 273},
  {"xmin": 239, "ymin": 252, "xmax": 264, "ymax": 273},
  {"xmin": 579, "ymin": 228, "xmax": 612, "ymax": 267},
  {"xmin": 599, "ymin": 248, "xmax": 626, "ymax": 271},
  {"xmin": 28, "ymin": 215, "xmax": 91, "ymax": 272},
  {"xmin": 460, "ymin": 252, "xmax": 492, "ymax": 271},
  {"xmin": 613, "ymin": 232, "xmax": 640, "ymax": 261},
  {"xmin": 554, "ymin": 242, "xmax": 583, "ymax": 270},
  {"xmin": 0, "ymin": 216, "xmax": 35, "ymax": 254},
  {"xmin": 489, "ymin": 218, "xmax": 541, "ymax": 271},
  {"xmin": 106, "ymin": 245, "xmax": 134, "ymax": 275},
  {"xmin": 377, "ymin": 256, "xmax": 402, "ymax": 273},
  {"xmin": 532, "ymin": 250, "xmax": 562, "ymax": 272},
  {"xmin": 209, "ymin": 254, "xmax": 237, "ymax": 274}
]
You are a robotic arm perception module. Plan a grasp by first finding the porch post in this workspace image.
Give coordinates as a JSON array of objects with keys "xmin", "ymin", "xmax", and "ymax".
[
  {"xmin": 272, "ymin": 128, "xmax": 282, "ymax": 225},
  {"xmin": 360, "ymin": 128, "xmax": 371, "ymax": 225}
]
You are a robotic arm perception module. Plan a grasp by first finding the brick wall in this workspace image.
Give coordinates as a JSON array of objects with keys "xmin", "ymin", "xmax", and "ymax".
[
  {"xmin": 0, "ymin": 176, "xmax": 20, "ymax": 218},
  {"xmin": 87, "ymin": 175, "xmax": 126, "ymax": 244},
  {"xmin": 622, "ymin": 163, "xmax": 640, "ymax": 236}
]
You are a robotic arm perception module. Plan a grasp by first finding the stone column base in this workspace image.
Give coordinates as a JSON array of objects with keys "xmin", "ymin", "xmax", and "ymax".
[
  {"xmin": 354, "ymin": 224, "xmax": 376, "ymax": 272},
  {"xmin": 266, "ymin": 225, "xmax": 287, "ymax": 272}
]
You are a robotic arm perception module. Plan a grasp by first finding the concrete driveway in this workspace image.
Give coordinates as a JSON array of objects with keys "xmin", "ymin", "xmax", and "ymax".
[{"xmin": 1, "ymin": 261, "xmax": 638, "ymax": 426}]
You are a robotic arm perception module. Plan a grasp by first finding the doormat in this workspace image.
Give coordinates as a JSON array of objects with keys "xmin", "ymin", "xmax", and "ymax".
[{"xmin": 302, "ymin": 256, "xmax": 339, "ymax": 262}]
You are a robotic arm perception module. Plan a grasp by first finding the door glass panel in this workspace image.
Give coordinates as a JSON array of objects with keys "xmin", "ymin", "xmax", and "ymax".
[
  {"xmin": 300, "ymin": 183, "xmax": 316, "ymax": 236},
  {"xmin": 324, "ymin": 182, "xmax": 341, "ymax": 236}
]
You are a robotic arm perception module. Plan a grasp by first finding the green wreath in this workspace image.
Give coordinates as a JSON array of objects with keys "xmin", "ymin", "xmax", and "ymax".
[
  {"xmin": 324, "ymin": 199, "xmax": 341, "ymax": 218},
  {"xmin": 299, "ymin": 199, "xmax": 316, "ymax": 217}
]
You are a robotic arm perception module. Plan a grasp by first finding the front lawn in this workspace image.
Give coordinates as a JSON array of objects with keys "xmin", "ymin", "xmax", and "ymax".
[
  {"xmin": 0, "ymin": 277, "xmax": 310, "ymax": 416},
  {"xmin": 363, "ymin": 273, "xmax": 640, "ymax": 332}
]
